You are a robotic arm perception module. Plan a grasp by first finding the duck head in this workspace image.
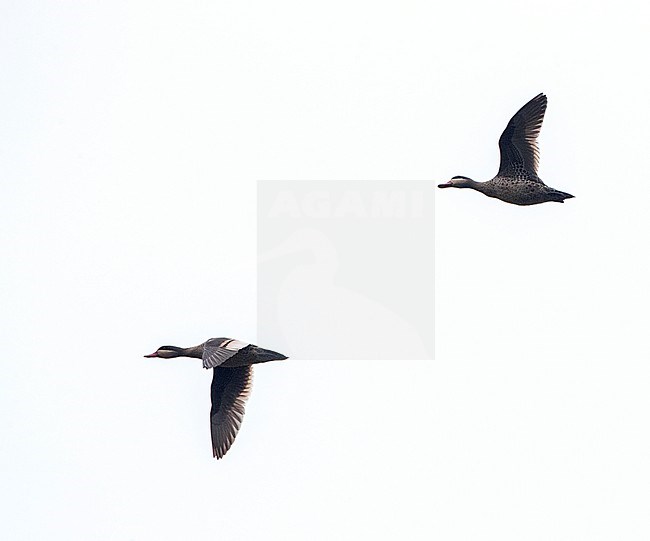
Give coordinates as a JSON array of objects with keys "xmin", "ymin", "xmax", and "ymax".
[
  {"xmin": 144, "ymin": 345, "xmax": 185, "ymax": 358},
  {"xmin": 438, "ymin": 176, "xmax": 475, "ymax": 189}
]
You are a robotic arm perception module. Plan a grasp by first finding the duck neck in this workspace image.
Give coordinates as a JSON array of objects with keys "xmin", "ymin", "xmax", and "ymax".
[
  {"xmin": 467, "ymin": 179, "xmax": 493, "ymax": 196},
  {"xmin": 178, "ymin": 344, "xmax": 204, "ymax": 359}
]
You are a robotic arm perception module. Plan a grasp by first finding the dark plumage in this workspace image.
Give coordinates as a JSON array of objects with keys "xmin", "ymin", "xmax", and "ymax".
[
  {"xmin": 145, "ymin": 338, "xmax": 287, "ymax": 459},
  {"xmin": 438, "ymin": 93, "xmax": 574, "ymax": 205}
]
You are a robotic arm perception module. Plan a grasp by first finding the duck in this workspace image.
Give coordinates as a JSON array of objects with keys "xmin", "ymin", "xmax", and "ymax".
[
  {"xmin": 145, "ymin": 338, "xmax": 288, "ymax": 459},
  {"xmin": 438, "ymin": 93, "xmax": 574, "ymax": 205}
]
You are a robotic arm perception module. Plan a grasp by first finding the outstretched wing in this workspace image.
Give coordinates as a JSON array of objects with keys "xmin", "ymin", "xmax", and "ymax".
[
  {"xmin": 498, "ymin": 93, "xmax": 547, "ymax": 179},
  {"xmin": 210, "ymin": 365, "xmax": 253, "ymax": 459},
  {"xmin": 202, "ymin": 337, "xmax": 250, "ymax": 369}
]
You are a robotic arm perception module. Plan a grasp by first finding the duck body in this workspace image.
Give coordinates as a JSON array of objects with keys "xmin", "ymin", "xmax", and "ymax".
[
  {"xmin": 145, "ymin": 337, "xmax": 287, "ymax": 459},
  {"xmin": 438, "ymin": 93, "xmax": 574, "ymax": 206},
  {"xmin": 473, "ymin": 175, "xmax": 574, "ymax": 206}
]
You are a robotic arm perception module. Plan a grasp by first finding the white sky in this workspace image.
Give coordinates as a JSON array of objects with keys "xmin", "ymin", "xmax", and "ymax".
[{"xmin": 2, "ymin": 1, "xmax": 650, "ymax": 539}]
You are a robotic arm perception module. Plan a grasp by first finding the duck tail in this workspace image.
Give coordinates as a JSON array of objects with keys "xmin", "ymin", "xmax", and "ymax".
[
  {"xmin": 550, "ymin": 190, "xmax": 574, "ymax": 203},
  {"xmin": 251, "ymin": 346, "xmax": 288, "ymax": 363}
]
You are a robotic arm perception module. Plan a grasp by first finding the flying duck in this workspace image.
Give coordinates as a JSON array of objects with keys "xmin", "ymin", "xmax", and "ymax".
[
  {"xmin": 145, "ymin": 338, "xmax": 287, "ymax": 459},
  {"xmin": 438, "ymin": 93, "xmax": 574, "ymax": 205}
]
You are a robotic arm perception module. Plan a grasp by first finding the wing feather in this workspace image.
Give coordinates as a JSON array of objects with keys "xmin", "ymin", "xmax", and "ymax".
[
  {"xmin": 210, "ymin": 365, "xmax": 253, "ymax": 459},
  {"xmin": 498, "ymin": 93, "xmax": 547, "ymax": 179},
  {"xmin": 202, "ymin": 337, "xmax": 250, "ymax": 369}
]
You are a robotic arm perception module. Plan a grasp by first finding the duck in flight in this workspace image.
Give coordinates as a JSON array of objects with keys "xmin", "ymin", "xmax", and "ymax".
[
  {"xmin": 145, "ymin": 338, "xmax": 287, "ymax": 459},
  {"xmin": 438, "ymin": 93, "xmax": 574, "ymax": 205}
]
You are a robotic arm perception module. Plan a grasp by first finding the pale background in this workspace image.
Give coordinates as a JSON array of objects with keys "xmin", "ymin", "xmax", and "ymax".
[{"xmin": 2, "ymin": 1, "xmax": 649, "ymax": 540}]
